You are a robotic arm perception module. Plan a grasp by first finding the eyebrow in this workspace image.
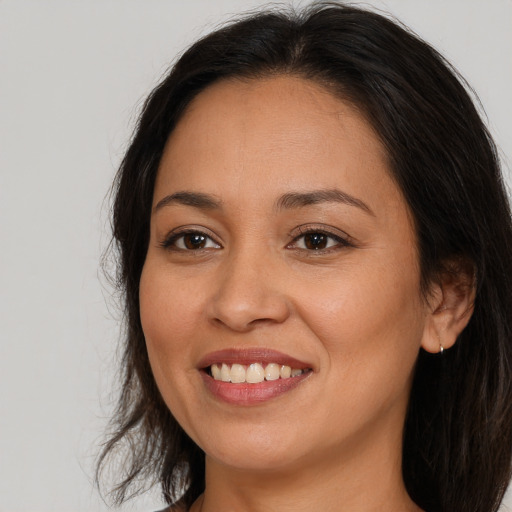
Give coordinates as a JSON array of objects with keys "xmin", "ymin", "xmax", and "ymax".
[
  {"xmin": 276, "ymin": 189, "xmax": 374, "ymax": 215},
  {"xmin": 153, "ymin": 191, "xmax": 222, "ymax": 213},
  {"xmin": 153, "ymin": 188, "xmax": 373, "ymax": 216}
]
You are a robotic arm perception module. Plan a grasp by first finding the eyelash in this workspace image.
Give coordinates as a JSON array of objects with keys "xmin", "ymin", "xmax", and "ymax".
[
  {"xmin": 160, "ymin": 226, "xmax": 353, "ymax": 254},
  {"xmin": 287, "ymin": 225, "xmax": 353, "ymax": 254},
  {"xmin": 160, "ymin": 229, "xmax": 221, "ymax": 252}
]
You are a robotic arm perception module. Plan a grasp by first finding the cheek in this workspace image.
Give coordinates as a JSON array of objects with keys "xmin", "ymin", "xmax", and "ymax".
[
  {"xmin": 139, "ymin": 262, "xmax": 201, "ymax": 387},
  {"xmin": 139, "ymin": 262, "xmax": 209, "ymax": 433},
  {"xmin": 140, "ymin": 261, "xmax": 200, "ymax": 341},
  {"xmin": 293, "ymin": 253, "xmax": 425, "ymax": 383}
]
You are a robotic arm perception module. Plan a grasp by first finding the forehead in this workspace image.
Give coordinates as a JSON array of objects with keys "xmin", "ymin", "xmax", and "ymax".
[{"xmin": 154, "ymin": 75, "xmax": 402, "ymax": 218}]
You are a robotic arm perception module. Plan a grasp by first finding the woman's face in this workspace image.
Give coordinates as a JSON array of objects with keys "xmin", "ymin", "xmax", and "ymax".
[{"xmin": 140, "ymin": 76, "xmax": 431, "ymax": 473}]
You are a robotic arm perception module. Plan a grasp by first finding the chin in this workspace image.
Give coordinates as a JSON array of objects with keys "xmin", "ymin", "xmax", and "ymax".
[
  {"xmin": 197, "ymin": 422, "xmax": 309, "ymax": 472},
  {"xmin": 207, "ymin": 446, "xmax": 303, "ymax": 474}
]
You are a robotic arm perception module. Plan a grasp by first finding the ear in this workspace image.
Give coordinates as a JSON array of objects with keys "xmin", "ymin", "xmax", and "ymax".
[{"xmin": 421, "ymin": 259, "xmax": 476, "ymax": 354}]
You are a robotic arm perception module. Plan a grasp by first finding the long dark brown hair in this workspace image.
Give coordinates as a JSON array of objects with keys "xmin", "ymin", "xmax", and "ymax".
[{"xmin": 97, "ymin": 3, "xmax": 512, "ymax": 511}]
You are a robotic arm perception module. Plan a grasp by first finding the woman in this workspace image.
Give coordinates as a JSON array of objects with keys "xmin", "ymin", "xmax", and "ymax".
[{"xmin": 98, "ymin": 2, "xmax": 512, "ymax": 511}]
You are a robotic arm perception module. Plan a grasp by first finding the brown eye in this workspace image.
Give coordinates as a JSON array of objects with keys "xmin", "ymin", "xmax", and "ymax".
[
  {"xmin": 162, "ymin": 230, "xmax": 221, "ymax": 251},
  {"xmin": 289, "ymin": 229, "xmax": 349, "ymax": 252},
  {"xmin": 183, "ymin": 233, "xmax": 207, "ymax": 250},
  {"xmin": 304, "ymin": 233, "xmax": 328, "ymax": 250}
]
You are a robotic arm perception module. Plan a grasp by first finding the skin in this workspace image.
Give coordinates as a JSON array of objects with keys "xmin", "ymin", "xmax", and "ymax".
[{"xmin": 140, "ymin": 76, "xmax": 473, "ymax": 512}]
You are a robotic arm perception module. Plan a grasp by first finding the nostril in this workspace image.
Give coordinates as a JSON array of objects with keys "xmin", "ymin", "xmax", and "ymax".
[
  {"xmin": 206, "ymin": 269, "xmax": 291, "ymax": 332},
  {"xmin": 209, "ymin": 301, "xmax": 291, "ymax": 332}
]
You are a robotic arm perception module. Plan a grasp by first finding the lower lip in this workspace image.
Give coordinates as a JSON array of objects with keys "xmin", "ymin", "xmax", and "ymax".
[{"xmin": 200, "ymin": 371, "xmax": 311, "ymax": 406}]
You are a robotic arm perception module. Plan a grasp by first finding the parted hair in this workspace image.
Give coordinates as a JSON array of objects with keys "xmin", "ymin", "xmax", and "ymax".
[{"xmin": 98, "ymin": 3, "xmax": 512, "ymax": 511}]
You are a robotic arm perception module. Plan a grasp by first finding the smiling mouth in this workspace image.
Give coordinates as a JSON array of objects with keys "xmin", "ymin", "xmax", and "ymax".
[{"xmin": 206, "ymin": 363, "xmax": 312, "ymax": 384}]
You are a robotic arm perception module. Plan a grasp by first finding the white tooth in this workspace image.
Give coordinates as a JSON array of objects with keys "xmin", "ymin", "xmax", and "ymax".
[
  {"xmin": 291, "ymin": 368, "xmax": 303, "ymax": 377},
  {"xmin": 246, "ymin": 363, "xmax": 265, "ymax": 383},
  {"xmin": 211, "ymin": 364, "xmax": 221, "ymax": 380},
  {"xmin": 265, "ymin": 363, "xmax": 280, "ymax": 381},
  {"xmin": 220, "ymin": 363, "xmax": 231, "ymax": 382},
  {"xmin": 230, "ymin": 364, "xmax": 246, "ymax": 383},
  {"xmin": 280, "ymin": 365, "xmax": 291, "ymax": 379}
]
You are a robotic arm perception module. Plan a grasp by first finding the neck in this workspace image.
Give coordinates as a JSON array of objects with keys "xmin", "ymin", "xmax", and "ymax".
[{"xmin": 195, "ymin": 422, "xmax": 422, "ymax": 512}]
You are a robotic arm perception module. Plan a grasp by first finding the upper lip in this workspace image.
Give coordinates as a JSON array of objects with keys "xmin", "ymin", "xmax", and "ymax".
[{"xmin": 198, "ymin": 348, "xmax": 312, "ymax": 370}]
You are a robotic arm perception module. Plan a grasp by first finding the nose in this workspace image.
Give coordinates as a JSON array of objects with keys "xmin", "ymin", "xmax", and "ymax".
[{"xmin": 206, "ymin": 249, "xmax": 291, "ymax": 332}]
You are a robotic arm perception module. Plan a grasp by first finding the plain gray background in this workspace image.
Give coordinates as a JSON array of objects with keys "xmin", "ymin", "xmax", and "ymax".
[{"xmin": 1, "ymin": 0, "xmax": 511, "ymax": 510}]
